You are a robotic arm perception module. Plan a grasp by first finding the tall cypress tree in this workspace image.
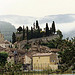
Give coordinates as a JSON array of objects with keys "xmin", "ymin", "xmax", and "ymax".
[
  {"xmin": 26, "ymin": 26, "xmax": 29, "ymax": 40},
  {"xmin": 36, "ymin": 20, "xmax": 39, "ymax": 29},
  {"xmin": 46, "ymin": 23, "xmax": 49, "ymax": 36},
  {"xmin": 31, "ymin": 27, "xmax": 33, "ymax": 39},
  {"xmin": 52, "ymin": 21, "xmax": 56, "ymax": 34},
  {"xmin": 37, "ymin": 26, "xmax": 40, "ymax": 38},
  {"xmin": 12, "ymin": 32, "xmax": 16, "ymax": 44},
  {"xmin": 22, "ymin": 25, "xmax": 25, "ymax": 40},
  {"xmin": 49, "ymin": 27, "xmax": 52, "ymax": 35}
]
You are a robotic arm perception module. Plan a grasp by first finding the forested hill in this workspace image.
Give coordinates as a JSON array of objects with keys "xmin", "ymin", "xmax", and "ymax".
[{"xmin": 0, "ymin": 21, "xmax": 16, "ymax": 41}]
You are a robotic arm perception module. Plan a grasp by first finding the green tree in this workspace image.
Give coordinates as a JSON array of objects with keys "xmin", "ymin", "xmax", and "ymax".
[
  {"xmin": 17, "ymin": 26, "xmax": 22, "ymax": 32},
  {"xmin": 31, "ymin": 27, "xmax": 33, "ymax": 39},
  {"xmin": 12, "ymin": 32, "xmax": 16, "ymax": 44},
  {"xmin": 57, "ymin": 30, "xmax": 63, "ymax": 39},
  {"xmin": 52, "ymin": 21, "xmax": 56, "ymax": 34},
  {"xmin": 49, "ymin": 27, "xmax": 53, "ymax": 35},
  {"xmin": 46, "ymin": 23, "xmax": 49, "ymax": 36},
  {"xmin": 0, "ymin": 52, "xmax": 8, "ymax": 66},
  {"xmin": 37, "ymin": 26, "xmax": 40, "ymax": 38},
  {"xmin": 36, "ymin": 20, "xmax": 39, "ymax": 29},
  {"xmin": 22, "ymin": 25, "xmax": 25, "ymax": 40},
  {"xmin": 58, "ymin": 42, "xmax": 75, "ymax": 71},
  {"xmin": 26, "ymin": 26, "xmax": 29, "ymax": 40}
]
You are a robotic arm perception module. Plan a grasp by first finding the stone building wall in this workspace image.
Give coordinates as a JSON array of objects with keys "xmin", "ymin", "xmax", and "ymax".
[{"xmin": 0, "ymin": 33, "xmax": 4, "ymax": 42}]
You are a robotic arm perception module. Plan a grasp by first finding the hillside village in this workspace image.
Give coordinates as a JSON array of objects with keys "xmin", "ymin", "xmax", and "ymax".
[
  {"xmin": 0, "ymin": 21, "xmax": 61, "ymax": 70},
  {"xmin": 0, "ymin": 21, "xmax": 75, "ymax": 74}
]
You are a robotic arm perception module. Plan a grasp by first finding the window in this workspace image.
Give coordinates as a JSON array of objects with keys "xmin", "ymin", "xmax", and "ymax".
[
  {"xmin": 14, "ymin": 51, "xmax": 17, "ymax": 54},
  {"xmin": 37, "ymin": 60, "xmax": 38, "ymax": 62},
  {"xmin": 10, "ymin": 56, "xmax": 11, "ymax": 59},
  {"xmin": 52, "ymin": 60, "xmax": 55, "ymax": 62}
]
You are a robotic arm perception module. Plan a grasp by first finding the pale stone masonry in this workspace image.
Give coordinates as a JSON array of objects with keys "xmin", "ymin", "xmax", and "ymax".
[
  {"xmin": 32, "ymin": 53, "xmax": 59, "ymax": 70},
  {"xmin": 0, "ymin": 33, "xmax": 4, "ymax": 42}
]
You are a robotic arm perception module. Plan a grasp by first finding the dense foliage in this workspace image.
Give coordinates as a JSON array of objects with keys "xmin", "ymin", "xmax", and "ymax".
[
  {"xmin": 12, "ymin": 21, "xmax": 56, "ymax": 43},
  {"xmin": 0, "ymin": 52, "xmax": 8, "ymax": 66},
  {"xmin": 41, "ymin": 36, "xmax": 75, "ymax": 71},
  {"xmin": 22, "ymin": 25, "xmax": 25, "ymax": 40},
  {"xmin": 17, "ymin": 26, "xmax": 22, "ymax": 32},
  {"xmin": 12, "ymin": 32, "xmax": 16, "ymax": 44}
]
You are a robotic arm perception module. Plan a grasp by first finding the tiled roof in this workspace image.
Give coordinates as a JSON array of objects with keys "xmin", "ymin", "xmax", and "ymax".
[
  {"xmin": 0, "ymin": 46, "xmax": 9, "ymax": 52},
  {"xmin": 10, "ymin": 48, "xmax": 25, "ymax": 54},
  {"xmin": 0, "ymin": 40, "xmax": 10, "ymax": 44},
  {"xmin": 25, "ymin": 51, "xmax": 39, "ymax": 58},
  {"xmin": 32, "ymin": 53, "xmax": 54, "ymax": 57},
  {"xmin": 50, "ymin": 49, "xmax": 60, "ymax": 52}
]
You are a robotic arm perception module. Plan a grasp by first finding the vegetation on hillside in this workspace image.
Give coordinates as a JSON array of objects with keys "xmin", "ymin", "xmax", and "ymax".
[
  {"xmin": 12, "ymin": 20, "xmax": 56, "ymax": 43},
  {"xmin": 0, "ymin": 52, "xmax": 8, "ymax": 67},
  {"xmin": 11, "ymin": 20, "xmax": 75, "ymax": 73},
  {"xmin": 41, "ymin": 34, "xmax": 75, "ymax": 72}
]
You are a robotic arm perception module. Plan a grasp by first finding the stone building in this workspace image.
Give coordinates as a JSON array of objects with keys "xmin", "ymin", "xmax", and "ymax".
[
  {"xmin": 0, "ymin": 32, "xmax": 4, "ymax": 42},
  {"xmin": 32, "ymin": 53, "xmax": 59, "ymax": 70}
]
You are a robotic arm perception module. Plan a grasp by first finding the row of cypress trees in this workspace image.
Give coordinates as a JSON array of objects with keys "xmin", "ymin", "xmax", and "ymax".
[{"xmin": 12, "ymin": 21, "xmax": 56, "ymax": 43}]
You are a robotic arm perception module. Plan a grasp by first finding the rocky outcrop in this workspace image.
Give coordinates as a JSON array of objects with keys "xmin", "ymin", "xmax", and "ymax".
[{"xmin": 16, "ymin": 34, "xmax": 59, "ymax": 49}]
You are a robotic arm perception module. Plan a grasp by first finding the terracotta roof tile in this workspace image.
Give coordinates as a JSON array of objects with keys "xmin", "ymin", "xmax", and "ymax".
[{"xmin": 33, "ymin": 53, "xmax": 54, "ymax": 57}]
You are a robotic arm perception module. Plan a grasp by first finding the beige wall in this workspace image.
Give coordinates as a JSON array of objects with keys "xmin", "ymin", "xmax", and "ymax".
[
  {"xmin": 33, "ymin": 53, "xmax": 59, "ymax": 70},
  {"xmin": 23, "ymin": 55, "xmax": 31, "ymax": 64},
  {"xmin": 7, "ymin": 56, "xmax": 14, "ymax": 64},
  {"xmin": 0, "ymin": 33, "xmax": 4, "ymax": 42}
]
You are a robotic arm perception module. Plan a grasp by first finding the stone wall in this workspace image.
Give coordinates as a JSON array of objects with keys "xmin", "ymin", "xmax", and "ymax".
[{"xmin": 0, "ymin": 33, "xmax": 4, "ymax": 42}]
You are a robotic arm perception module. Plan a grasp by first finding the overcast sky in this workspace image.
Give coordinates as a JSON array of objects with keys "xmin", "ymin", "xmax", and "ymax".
[
  {"xmin": 0, "ymin": 0, "xmax": 75, "ymax": 17},
  {"xmin": 0, "ymin": 0, "xmax": 75, "ymax": 34}
]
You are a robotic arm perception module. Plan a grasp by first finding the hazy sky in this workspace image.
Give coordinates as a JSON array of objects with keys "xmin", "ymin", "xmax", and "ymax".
[{"xmin": 0, "ymin": 0, "xmax": 75, "ymax": 17}]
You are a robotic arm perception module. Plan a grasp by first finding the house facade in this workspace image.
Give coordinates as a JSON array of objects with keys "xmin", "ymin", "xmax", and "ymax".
[{"xmin": 32, "ymin": 53, "xmax": 59, "ymax": 70}]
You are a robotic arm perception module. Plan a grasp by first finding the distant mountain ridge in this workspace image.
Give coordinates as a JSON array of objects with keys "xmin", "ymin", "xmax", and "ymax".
[
  {"xmin": 0, "ymin": 21, "xmax": 16, "ymax": 41},
  {"xmin": 39, "ymin": 14, "xmax": 75, "ymax": 24},
  {"xmin": 0, "ymin": 14, "xmax": 75, "ymax": 39},
  {"xmin": 0, "ymin": 15, "xmax": 36, "ymax": 27},
  {"xmin": 63, "ymin": 29, "xmax": 75, "ymax": 39},
  {"xmin": 0, "ymin": 14, "xmax": 75, "ymax": 25}
]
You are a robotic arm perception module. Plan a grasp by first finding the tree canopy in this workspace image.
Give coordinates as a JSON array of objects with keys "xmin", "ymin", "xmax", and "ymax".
[
  {"xmin": 12, "ymin": 32, "xmax": 16, "ymax": 44},
  {"xmin": 17, "ymin": 26, "xmax": 22, "ymax": 32},
  {"xmin": 13, "ymin": 20, "xmax": 57, "ymax": 41},
  {"xmin": 52, "ymin": 21, "xmax": 56, "ymax": 34},
  {"xmin": 0, "ymin": 52, "xmax": 8, "ymax": 66},
  {"xmin": 41, "ymin": 36, "xmax": 75, "ymax": 71}
]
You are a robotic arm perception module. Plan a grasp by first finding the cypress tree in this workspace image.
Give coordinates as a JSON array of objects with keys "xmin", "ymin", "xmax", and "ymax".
[
  {"xmin": 12, "ymin": 32, "xmax": 16, "ymax": 44},
  {"xmin": 17, "ymin": 26, "xmax": 22, "ymax": 32},
  {"xmin": 36, "ymin": 20, "xmax": 39, "ymax": 29},
  {"xmin": 52, "ymin": 21, "xmax": 56, "ymax": 34},
  {"xmin": 46, "ymin": 23, "xmax": 49, "ymax": 36},
  {"xmin": 37, "ymin": 26, "xmax": 40, "ymax": 38},
  {"xmin": 31, "ymin": 27, "xmax": 33, "ymax": 39},
  {"xmin": 26, "ymin": 26, "xmax": 29, "ymax": 40},
  {"xmin": 33, "ymin": 22, "xmax": 35, "ymax": 30},
  {"xmin": 22, "ymin": 25, "xmax": 25, "ymax": 40},
  {"xmin": 49, "ymin": 27, "xmax": 52, "ymax": 35}
]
